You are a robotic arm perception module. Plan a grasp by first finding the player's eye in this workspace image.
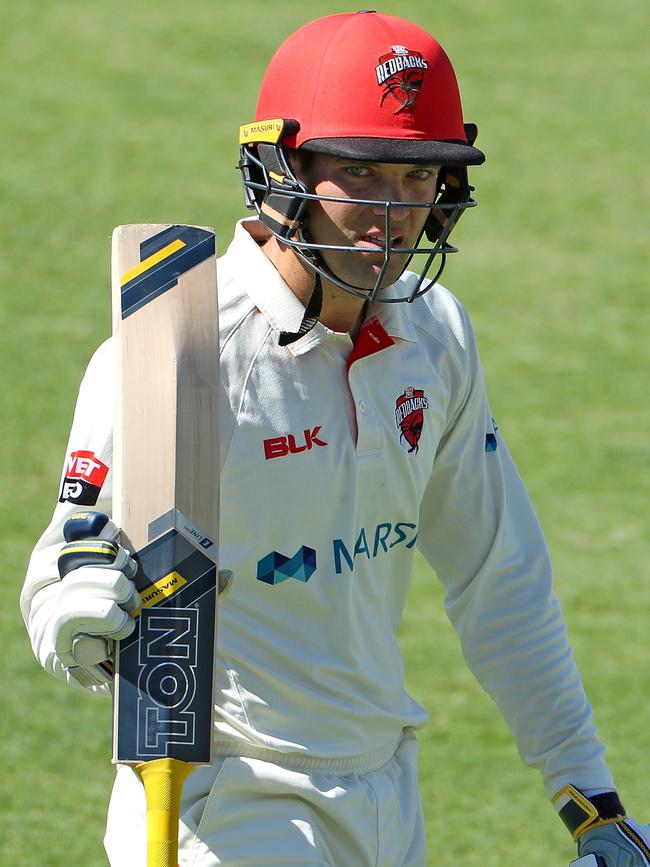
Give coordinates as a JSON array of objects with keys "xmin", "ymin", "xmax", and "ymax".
[
  {"xmin": 408, "ymin": 168, "xmax": 438, "ymax": 180},
  {"xmin": 344, "ymin": 165, "xmax": 373, "ymax": 178}
]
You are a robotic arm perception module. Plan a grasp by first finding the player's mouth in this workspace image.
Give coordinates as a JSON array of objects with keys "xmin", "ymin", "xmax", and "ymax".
[{"xmin": 355, "ymin": 233, "xmax": 406, "ymax": 251}]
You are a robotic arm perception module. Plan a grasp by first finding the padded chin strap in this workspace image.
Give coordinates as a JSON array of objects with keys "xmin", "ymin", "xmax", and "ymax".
[{"xmin": 278, "ymin": 272, "xmax": 323, "ymax": 346}]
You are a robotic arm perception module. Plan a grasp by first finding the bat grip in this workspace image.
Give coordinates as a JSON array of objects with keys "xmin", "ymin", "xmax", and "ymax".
[{"xmin": 135, "ymin": 757, "xmax": 194, "ymax": 867}]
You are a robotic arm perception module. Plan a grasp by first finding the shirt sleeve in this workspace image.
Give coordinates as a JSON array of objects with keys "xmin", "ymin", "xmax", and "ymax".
[
  {"xmin": 416, "ymin": 303, "xmax": 615, "ymax": 798},
  {"xmin": 20, "ymin": 339, "xmax": 114, "ymax": 693}
]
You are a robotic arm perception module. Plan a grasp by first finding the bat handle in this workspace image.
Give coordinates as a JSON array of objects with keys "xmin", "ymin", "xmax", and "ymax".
[{"xmin": 135, "ymin": 757, "xmax": 194, "ymax": 867}]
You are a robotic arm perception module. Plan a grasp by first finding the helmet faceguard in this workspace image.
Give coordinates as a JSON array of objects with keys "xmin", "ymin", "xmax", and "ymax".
[{"xmin": 239, "ymin": 117, "xmax": 481, "ymax": 304}]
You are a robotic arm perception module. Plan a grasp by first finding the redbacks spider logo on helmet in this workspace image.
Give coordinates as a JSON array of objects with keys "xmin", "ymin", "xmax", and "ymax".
[{"xmin": 375, "ymin": 45, "xmax": 428, "ymax": 113}]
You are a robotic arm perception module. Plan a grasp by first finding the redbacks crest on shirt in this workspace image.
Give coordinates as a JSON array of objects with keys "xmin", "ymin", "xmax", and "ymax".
[{"xmin": 395, "ymin": 387, "xmax": 429, "ymax": 454}]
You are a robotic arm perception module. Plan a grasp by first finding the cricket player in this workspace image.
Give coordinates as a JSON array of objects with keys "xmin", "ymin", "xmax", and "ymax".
[{"xmin": 20, "ymin": 11, "xmax": 650, "ymax": 867}]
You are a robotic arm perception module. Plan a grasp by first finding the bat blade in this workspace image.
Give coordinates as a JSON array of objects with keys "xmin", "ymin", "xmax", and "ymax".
[
  {"xmin": 113, "ymin": 521, "xmax": 218, "ymax": 764},
  {"xmin": 110, "ymin": 224, "xmax": 219, "ymax": 864}
]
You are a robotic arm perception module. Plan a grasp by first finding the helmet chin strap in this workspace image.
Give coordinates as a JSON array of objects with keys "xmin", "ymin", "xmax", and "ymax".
[
  {"xmin": 278, "ymin": 270, "xmax": 323, "ymax": 346},
  {"xmin": 276, "ymin": 237, "xmax": 424, "ymax": 346},
  {"xmin": 277, "ymin": 237, "xmax": 379, "ymax": 346}
]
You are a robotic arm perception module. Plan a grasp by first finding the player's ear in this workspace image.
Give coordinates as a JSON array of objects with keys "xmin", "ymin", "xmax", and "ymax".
[{"xmin": 287, "ymin": 148, "xmax": 313, "ymax": 185}]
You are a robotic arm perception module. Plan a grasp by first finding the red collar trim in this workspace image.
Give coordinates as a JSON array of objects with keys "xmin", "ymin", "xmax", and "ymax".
[{"xmin": 346, "ymin": 316, "xmax": 395, "ymax": 370}]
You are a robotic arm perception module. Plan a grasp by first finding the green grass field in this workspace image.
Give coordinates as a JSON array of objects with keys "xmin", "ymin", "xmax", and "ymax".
[{"xmin": 2, "ymin": 1, "xmax": 649, "ymax": 864}]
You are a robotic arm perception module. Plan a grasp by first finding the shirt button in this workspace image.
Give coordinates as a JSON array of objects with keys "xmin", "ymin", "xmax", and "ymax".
[{"xmin": 359, "ymin": 400, "xmax": 366, "ymax": 413}]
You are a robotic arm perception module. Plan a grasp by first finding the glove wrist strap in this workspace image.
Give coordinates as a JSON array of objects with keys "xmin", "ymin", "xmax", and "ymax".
[{"xmin": 553, "ymin": 785, "xmax": 626, "ymax": 840}]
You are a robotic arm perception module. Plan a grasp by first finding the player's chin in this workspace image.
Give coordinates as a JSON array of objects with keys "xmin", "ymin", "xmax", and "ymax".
[
  {"xmin": 333, "ymin": 254, "xmax": 409, "ymax": 292},
  {"xmin": 367, "ymin": 254, "xmax": 411, "ymax": 288}
]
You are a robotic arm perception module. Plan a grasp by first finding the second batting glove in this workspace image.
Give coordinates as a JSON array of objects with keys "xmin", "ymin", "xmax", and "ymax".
[{"xmin": 556, "ymin": 786, "xmax": 650, "ymax": 866}]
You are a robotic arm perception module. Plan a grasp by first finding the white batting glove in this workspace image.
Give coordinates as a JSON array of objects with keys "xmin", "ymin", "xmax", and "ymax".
[
  {"xmin": 52, "ymin": 559, "xmax": 140, "ymax": 665},
  {"xmin": 50, "ymin": 512, "xmax": 140, "ymax": 684}
]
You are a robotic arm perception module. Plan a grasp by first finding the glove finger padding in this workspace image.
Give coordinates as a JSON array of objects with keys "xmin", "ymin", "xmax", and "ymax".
[
  {"xmin": 50, "ymin": 514, "xmax": 141, "ymax": 679},
  {"xmin": 579, "ymin": 820, "xmax": 650, "ymax": 866},
  {"xmin": 62, "ymin": 510, "xmax": 120, "ymax": 543},
  {"xmin": 58, "ymin": 537, "xmax": 138, "ymax": 586},
  {"xmin": 71, "ymin": 634, "xmax": 113, "ymax": 667},
  {"xmin": 58, "ymin": 564, "xmax": 141, "ymax": 614},
  {"xmin": 52, "ymin": 565, "xmax": 141, "ymax": 667}
]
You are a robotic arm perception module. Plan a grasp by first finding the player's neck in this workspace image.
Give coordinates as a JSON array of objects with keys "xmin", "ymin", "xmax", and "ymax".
[{"xmin": 263, "ymin": 237, "xmax": 367, "ymax": 336}]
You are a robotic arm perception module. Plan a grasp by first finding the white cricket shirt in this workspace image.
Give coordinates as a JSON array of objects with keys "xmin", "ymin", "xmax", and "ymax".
[{"xmin": 22, "ymin": 218, "xmax": 614, "ymax": 796}]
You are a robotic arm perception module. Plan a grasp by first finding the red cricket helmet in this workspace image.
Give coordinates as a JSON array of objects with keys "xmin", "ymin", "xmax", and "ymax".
[
  {"xmin": 254, "ymin": 10, "xmax": 484, "ymax": 166},
  {"xmin": 238, "ymin": 12, "xmax": 485, "ymax": 342}
]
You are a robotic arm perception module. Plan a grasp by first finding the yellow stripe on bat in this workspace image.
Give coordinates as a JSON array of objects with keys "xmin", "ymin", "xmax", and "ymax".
[{"xmin": 120, "ymin": 238, "xmax": 186, "ymax": 286}]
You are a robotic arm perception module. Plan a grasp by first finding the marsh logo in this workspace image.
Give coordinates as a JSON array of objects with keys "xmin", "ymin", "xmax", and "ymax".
[
  {"xmin": 333, "ymin": 521, "xmax": 418, "ymax": 574},
  {"xmin": 257, "ymin": 522, "xmax": 418, "ymax": 585},
  {"xmin": 257, "ymin": 546, "xmax": 317, "ymax": 585}
]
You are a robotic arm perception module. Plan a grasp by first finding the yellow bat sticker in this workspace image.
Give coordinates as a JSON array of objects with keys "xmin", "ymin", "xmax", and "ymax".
[
  {"xmin": 134, "ymin": 571, "xmax": 188, "ymax": 616},
  {"xmin": 120, "ymin": 238, "xmax": 186, "ymax": 286}
]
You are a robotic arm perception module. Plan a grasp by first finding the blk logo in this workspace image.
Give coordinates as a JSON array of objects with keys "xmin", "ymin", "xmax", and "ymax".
[
  {"xmin": 59, "ymin": 449, "xmax": 109, "ymax": 505},
  {"xmin": 263, "ymin": 426, "xmax": 327, "ymax": 460},
  {"xmin": 257, "ymin": 547, "xmax": 317, "ymax": 585}
]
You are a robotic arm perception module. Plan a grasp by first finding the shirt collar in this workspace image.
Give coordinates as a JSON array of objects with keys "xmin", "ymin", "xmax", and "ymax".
[
  {"xmin": 226, "ymin": 218, "xmax": 418, "ymax": 353},
  {"xmin": 367, "ymin": 292, "xmax": 418, "ymax": 345},
  {"xmin": 226, "ymin": 219, "xmax": 335, "ymax": 356}
]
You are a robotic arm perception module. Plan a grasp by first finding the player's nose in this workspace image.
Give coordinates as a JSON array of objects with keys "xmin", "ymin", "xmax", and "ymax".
[
  {"xmin": 368, "ymin": 175, "xmax": 412, "ymax": 222},
  {"xmin": 370, "ymin": 200, "xmax": 411, "ymax": 224}
]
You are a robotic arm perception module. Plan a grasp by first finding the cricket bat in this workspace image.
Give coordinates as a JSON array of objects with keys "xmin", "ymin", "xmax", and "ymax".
[{"xmin": 111, "ymin": 224, "xmax": 220, "ymax": 867}]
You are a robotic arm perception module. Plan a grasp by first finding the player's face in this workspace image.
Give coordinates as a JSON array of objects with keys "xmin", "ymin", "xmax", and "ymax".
[{"xmin": 301, "ymin": 153, "xmax": 439, "ymax": 291}]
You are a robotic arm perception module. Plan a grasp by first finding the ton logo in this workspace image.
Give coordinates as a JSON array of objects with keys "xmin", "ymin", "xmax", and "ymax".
[{"xmin": 136, "ymin": 608, "xmax": 199, "ymax": 755}]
